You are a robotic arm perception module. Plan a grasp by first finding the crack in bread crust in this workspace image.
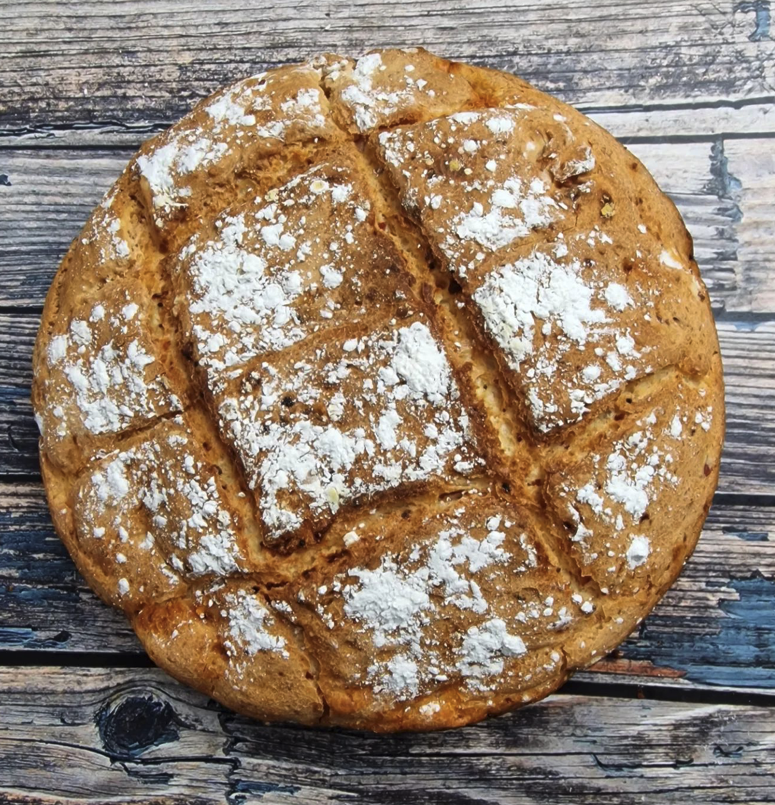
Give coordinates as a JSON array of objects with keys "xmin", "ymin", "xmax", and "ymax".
[
  {"xmin": 32, "ymin": 47, "xmax": 725, "ymax": 732},
  {"xmin": 349, "ymin": 139, "xmax": 610, "ymax": 600}
]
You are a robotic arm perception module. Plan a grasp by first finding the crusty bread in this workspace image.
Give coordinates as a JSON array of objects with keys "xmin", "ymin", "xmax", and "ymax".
[{"xmin": 32, "ymin": 47, "xmax": 724, "ymax": 732}]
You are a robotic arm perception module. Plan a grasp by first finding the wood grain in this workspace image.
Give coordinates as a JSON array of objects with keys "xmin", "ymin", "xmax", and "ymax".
[
  {"xmin": 2, "ymin": 315, "xmax": 772, "ymax": 492},
  {"xmin": 716, "ymin": 320, "xmax": 775, "ymax": 494},
  {"xmin": 4, "ymin": 137, "xmax": 773, "ymax": 311},
  {"xmin": 0, "ymin": 666, "xmax": 773, "ymax": 805},
  {"xmin": 2, "ymin": 481, "xmax": 774, "ymax": 693},
  {"xmin": 0, "ymin": 150, "xmax": 132, "ymax": 310},
  {"xmin": 1, "ymin": 0, "xmax": 774, "ymax": 132},
  {"xmin": 723, "ymin": 138, "xmax": 775, "ymax": 313}
]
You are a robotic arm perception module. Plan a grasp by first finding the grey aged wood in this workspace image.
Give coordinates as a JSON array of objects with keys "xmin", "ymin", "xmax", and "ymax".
[
  {"xmin": 1, "ymin": 0, "xmax": 774, "ymax": 127},
  {"xmin": 2, "ymin": 486, "xmax": 775, "ymax": 691},
  {"xmin": 2, "ymin": 314, "xmax": 772, "ymax": 492},
  {"xmin": 1, "ymin": 0, "xmax": 774, "ymax": 801},
  {"xmin": 0, "ymin": 667, "xmax": 774, "ymax": 805}
]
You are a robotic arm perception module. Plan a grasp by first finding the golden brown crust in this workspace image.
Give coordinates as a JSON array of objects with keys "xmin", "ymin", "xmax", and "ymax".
[{"xmin": 32, "ymin": 47, "xmax": 725, "ymax": 732}]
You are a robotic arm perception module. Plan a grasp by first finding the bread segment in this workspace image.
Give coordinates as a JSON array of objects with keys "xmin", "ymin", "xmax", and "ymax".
[
  {"xmin": 545, "ymin": 364, "xmax": 723, "ymax": 597},
  {"xmin": 216, "ymin": 309, "xmax": 482, "ymax": 546},
  {"xmin": 134, "ymin": 64, "xmax": 339, "ymax": 234},
  {"xmin": 33, "ymin": 278, "xmax": 181, "ymax": 473},
  {"xmin": 469, "ymin": 237, "xmax": 714, "ymax": 432},
  {"xmin": 273, "ymin": 493, "xmax": 595, "ymax": 729},
  {"xmin": 70, "ymin": 418, "xmax": 250, "ymax": 611},
  {"xmin": 320, "ymin": 48, "xmax": 478, "ymax": 134},
  {"xmin": 135, "ymin": 581, "xmax": 325, "ymax": 725},
  {"xmin": 376, "ymin": 105, "xmax": 595, "ymax": 280},
  {"xmin": 172, "ymin": 152, "xmax": 412, "ymax": 392}
]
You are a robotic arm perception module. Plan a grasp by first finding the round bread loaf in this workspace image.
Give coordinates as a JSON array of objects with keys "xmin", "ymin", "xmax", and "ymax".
[{"xmin": 32, "ymin": 47, "xmax": 724, "ymax": 732}]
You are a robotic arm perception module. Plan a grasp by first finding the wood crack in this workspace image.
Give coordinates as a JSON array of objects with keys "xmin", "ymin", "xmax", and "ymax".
[{"xmin": 577, "ymin": 95, "xmax": 775, "ymax": 116}]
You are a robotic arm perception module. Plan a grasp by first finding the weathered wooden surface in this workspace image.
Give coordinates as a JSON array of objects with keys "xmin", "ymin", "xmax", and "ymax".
[
  {"xmin": 2, "ymin": 315, "xmax": 773, "ymax": 493},
  {"xmin": 0, "ymin": 666, "xmax": 774, "ymax": 805},
  {"xmin": 1, "ymin": 0, "xmax": 774, "ymax": 800},
  {"xmin": 2, "ymin": 483, "xmax": 775, "ymax": 692},
  {"xmin": 1, "ymin": 0, "xmax": 774, "ymax": 129},
  {"xmin": 3, "ymin": 138, "xmax": 775, "ymax": 311}
]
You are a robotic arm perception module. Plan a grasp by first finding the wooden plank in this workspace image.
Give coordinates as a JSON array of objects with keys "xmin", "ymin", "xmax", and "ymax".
[
  {"xmin": 612, "ymin": 502, "xmax": 775, "ymax": 691},
  {"xmin": 2, "ymin": 480, "xmax": 774, "ymax": 693},
  {"xmin": 2, "ymin": 139, "xmax": 770, "ymax": 312},
  {"xmin": 723, "ymin": 138, "xmax": 775, "ymax": 313},
  {"xmin": 715, "ymin": 320, "xmax": 775, "ymax": 495},
  {"xmin": 3, "ymin": 104, "xmax": 774, "ymax": 151},
  {"xmin": 1, "ymin": 0, "xmax": 774, "ymax": 134},
  {"xmin": 3, "ymin": 315, "xmax": 773, "ymax": 492},
  {"xmin": 0, "ymin": 394, "xmax": 41, "ymax": 476},
  {"xmin": 0, "ymin": 314, "xmax": 38, "ymax": 386},
  {"xmin": 0, "ymin": 668, "xmax": 228, "ymax": 804},
  {"xmin": 0, "ymin": 483, "xmax": 140, "ymax": 653},
  {"xmin": 587, "ymin": 101, "xmax": 775, "ymax": 140},
  {"xmin": 0, "ymin": 666, "xmax": 773, "ymax": 804},
  {"xmin": 0, "ymin": 317, "xmax": 42, "ymax": 476},
  {"xmin": 0, "ymin": 149, "xmax": 133, "ymax": 309}
]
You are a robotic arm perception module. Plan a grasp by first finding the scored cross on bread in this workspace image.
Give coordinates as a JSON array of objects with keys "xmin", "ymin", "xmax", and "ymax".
[
  {"xmin": 32, "ymin": 47, "xmax": 724, "ymax": 732},
  {"xmin": 375, "ymin": 106, "xmax": 715, "ymax": 433}
]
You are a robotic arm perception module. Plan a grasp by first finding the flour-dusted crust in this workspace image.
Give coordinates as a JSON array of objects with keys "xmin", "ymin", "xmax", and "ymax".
[{"xmin": 32, "ymin": 48, "xmax": 724, "ymax": 732}]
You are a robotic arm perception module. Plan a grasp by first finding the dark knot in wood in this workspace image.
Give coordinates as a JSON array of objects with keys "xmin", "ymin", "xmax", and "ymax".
[{"xmin": 97, "ymin": 693, "xmax": 179, "ymax": 758}]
